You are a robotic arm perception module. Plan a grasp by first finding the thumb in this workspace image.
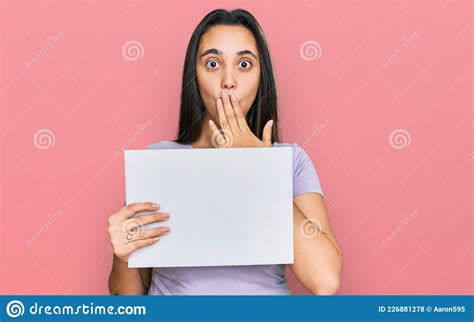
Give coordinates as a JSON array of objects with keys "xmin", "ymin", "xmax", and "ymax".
[{"xmin": 262, "ymin": 120, "xmax": 273, "ymax": 146}]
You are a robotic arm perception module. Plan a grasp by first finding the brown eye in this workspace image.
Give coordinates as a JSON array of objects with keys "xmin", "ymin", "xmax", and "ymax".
[
  {"xmin": 239, "ymin": 60, "xmax": 252, "ymax": 70},
  {"xmin": 205, "ymin": 59, "xmax": 220, "ymax": 69}
]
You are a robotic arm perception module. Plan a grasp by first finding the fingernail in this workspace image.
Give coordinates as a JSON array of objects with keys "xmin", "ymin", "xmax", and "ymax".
[
  {"xmin": 152, "ymin": 203, "xmax": 160, "ymax": 208},
  {"xmin": 161, "ymin": 227, "xmax": 170, "ymax": 234},
  {"xmin": 161, "ymin": 213, "xmax": 169, "ymax": 219},
  {"xmin": 231, "ymin": 93, "xmax": 236, "ymax": 100},
  {"xmin": 222, "ymin": 90, "xmax": 228, "ymax": 97},
  {"xmin": 153, "ymin": 237, "xmax": 160, "ymax": 242},
  {"xmin": 268, "ymin": 120, "xmax": 274, "ymax": 126}
]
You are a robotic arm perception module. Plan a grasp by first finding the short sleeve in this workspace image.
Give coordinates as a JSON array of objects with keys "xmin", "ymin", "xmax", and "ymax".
[
  {"xmin": 147, "ymin": 140, "xmax": 173, "ymax": 150},
  {"xmin": 292, "ymin": 143, "xmax": 324, "ymax": 198}
]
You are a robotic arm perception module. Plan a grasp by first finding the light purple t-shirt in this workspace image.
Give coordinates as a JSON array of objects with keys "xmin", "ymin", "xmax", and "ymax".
[{"xmin": 146, "ymin": 140, "xmax": 323, "ymax": 295}]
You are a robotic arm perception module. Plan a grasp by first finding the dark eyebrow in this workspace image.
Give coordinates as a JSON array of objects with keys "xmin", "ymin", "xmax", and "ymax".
[
  {"xmin": 238, "ymin": 49, "xmax": 258, "ymax": 60},
  {"xmin": 200, "ymin": 48, "xmax": 222, "ymax": 57},
  {"xmin": 199, "ymin": 48, "xmax": 258, "ymax": 60}
]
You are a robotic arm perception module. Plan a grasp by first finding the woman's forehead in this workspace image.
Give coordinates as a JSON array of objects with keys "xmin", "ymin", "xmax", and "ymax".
[{"xmin": 198, "ymin": 25, "xmax": 258, "ymax": 55}]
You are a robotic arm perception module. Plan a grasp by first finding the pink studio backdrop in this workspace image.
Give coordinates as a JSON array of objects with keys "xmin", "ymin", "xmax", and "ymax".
[{"xmin": 1, "ymin": 0, "xmax": 472, "ymax": 295}]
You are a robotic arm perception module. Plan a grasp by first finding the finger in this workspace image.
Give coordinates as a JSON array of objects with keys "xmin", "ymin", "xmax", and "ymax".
[
  {"xmin": 230, "ymin": 93, "xmax": 248, "ymax": 131},
  {"xmin": 209, "ymin": 119, "xmax": 226, "ymax": 147},
  {"xmin": 262, "ymin": 120, "xmax": 274, "ymax": 146},
  {"xmin": 216, "ymin": 98, "xmax": 230, "ymax": 132},
  {"xmin": 120, "ymin": 202, "xmax": 160, "ymax": 220},
  {"xmin": 125, "ymin": 237, "xmax": 160, "ymax": 252},
  {"xmin": 128, "ymin": 212, "xmax": 170, "ymax": 227},
  {"xmin": 125, "ymin": 226, "xmax": 170, "ymax": 243},
  {"xmin": 221, "ymin": 91, "xmax": 240, "ymax": 132}
]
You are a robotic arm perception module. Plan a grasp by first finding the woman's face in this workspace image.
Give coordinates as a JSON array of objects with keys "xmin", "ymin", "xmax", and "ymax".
[{"xmin": 196, "ymin": 25, "xmax": 261, "ymax": 123}]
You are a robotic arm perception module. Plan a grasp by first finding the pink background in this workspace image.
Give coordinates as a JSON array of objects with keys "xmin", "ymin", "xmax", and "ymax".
[{"xmin": 1, "ymin": 0, "xmax": 472, "ymax": 295}]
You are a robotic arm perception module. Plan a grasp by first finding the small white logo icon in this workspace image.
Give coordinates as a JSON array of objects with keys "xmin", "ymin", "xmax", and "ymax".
[
  {"xmin": 299, "ymin": 40, "xmax": 322, "ymax": 61},
  {"xmin": 389, "ymin": 129, "xmax": 411, "ymax": 150},
  {"xmin": 6, "ymin": 300, "xmax": 25, "ymax": 318},
  {"xmin": 122, "ymin": 40, "xmax": 144, "ymax": 61},
  {"xmin": 33, "ymin": 129, "xmax": 56, "ymax": 150}
]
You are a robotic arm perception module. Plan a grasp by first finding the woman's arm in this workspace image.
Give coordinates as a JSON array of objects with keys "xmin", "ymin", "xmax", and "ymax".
[
  {"xmin": 290, "ymin": 192, "xmax": 343, "ymax": 295},
  {"xmin": 108, "ymin": 255, "xmax": 153, "ymax": 295}
]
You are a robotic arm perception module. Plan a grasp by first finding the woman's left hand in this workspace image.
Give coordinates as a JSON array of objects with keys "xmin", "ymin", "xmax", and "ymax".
[{"xmin": 208, "ymin": 90, "xmax": 273, "ymax": 148}]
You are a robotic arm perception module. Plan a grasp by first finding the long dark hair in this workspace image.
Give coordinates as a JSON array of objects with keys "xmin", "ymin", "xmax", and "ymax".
[{"xmin": 174, "ymin": 8, "xmax": 281, "ymax": 145}]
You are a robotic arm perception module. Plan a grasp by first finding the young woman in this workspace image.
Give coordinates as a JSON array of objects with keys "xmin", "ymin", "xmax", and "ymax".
[{"xmin": 107, "ymin": 8, "xmax": 343, "ymax": 295}]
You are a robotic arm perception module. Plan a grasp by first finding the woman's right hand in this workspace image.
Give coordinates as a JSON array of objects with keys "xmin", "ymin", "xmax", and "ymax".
[{"xmin": 107, "ymin": 202, "xmax": 170, "ymax": 263}]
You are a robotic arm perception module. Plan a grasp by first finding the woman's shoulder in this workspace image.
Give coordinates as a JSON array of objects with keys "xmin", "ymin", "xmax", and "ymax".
[
  {"xmin": 147, "ymin": 140, "xmax": 189, "ymax": 150},
  {"xmin": 273, "ymin": 141, "xmax": 316, "ymax": 171},
  {"xmin": 276, "ymin": 142, "xmax": 323, "ymax": 197}
]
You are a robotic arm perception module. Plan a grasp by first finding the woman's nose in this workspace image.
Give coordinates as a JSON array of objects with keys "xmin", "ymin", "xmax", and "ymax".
[
  {"xmin": 221, "ymin": 70, "xmax": 236, "ymax": 90},
  {"xmin": 223, "ymin": 83, "xmax": 235, "ymax": 90}
]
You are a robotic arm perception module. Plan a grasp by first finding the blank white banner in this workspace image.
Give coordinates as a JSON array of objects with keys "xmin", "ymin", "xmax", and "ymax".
[{"xmin": 124, "ymin": 147, "xmax": 293, "ymax": 268}]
